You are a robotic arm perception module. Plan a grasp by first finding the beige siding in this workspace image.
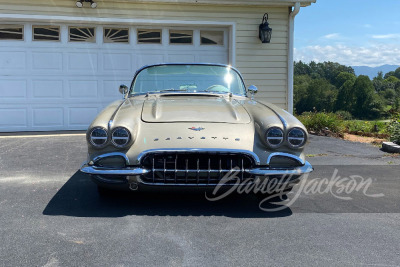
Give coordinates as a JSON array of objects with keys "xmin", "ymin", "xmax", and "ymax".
[{"xmin": 0, "ymin": 0, "xmax": 289, "ymax": 108}]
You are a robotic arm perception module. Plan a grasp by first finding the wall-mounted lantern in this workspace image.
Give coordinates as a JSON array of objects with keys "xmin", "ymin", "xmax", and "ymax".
[
  {"xmin": 259, "ymin": 13, "xmax": 272, "ymax": 43},
  {"xmin": 76, "ymin": 0, "xmax": 97, "ymax": 8}
]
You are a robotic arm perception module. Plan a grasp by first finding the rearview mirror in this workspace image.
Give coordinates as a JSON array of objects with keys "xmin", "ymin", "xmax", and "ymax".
[
  {"xmin": 248, "ymin": 85, "xmax": 258, "ymax": 94},
  {"xmin": 248, "ymin": 85, "xmax": 258, "ymax": 100},
  {"xmin": 119, "ymin": 85, "xmax": 128, "ymax": 96}
]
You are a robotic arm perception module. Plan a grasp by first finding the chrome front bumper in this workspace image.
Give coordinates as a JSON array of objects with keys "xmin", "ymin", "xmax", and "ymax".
[
  {"xmin": 80, "ymin": 150, "xmax": 313, "ymax": 186},
  {"xmin": 80, "ymin": 162, "xmax": 313, "ymax": 177}
]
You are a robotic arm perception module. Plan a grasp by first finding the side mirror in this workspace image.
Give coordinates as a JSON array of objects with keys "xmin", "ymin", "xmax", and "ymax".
[
  {"xmin": 119, "ymin": 85, "xmax": 128, "ymax": 97},
  {"xmin": 248, "ymin": 85, "xmax": 258, "ymax": 100}
]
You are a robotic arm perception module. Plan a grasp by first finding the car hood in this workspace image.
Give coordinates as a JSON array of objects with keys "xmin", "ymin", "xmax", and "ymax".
[{"xmin": 141, "ymin": 95, "xmax": 251, "ymax": 124}]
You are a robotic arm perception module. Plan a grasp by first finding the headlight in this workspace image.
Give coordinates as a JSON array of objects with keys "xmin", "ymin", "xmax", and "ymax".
[
  {"xmin": 111, "ymin": 127, "xmax": 131, "ymax": 148},
  {"xmin": 265, "ymin": 127, "xmax": 284, "ymax": 148},
  {"xmin": 89, "ymin": 127, "xmax": 108, "ymax": 147},
  {"xmin": 287, "ymin": 128, "xmax": 306, "ymax": 148}
]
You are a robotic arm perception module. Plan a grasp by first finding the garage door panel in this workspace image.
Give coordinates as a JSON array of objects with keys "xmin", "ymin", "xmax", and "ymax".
[
  {"xmin": 0, "ymin": 80, "xmax": 27, "ymax": 98},
  {"xmin": 167, "ymin": 54, "xmax": 196, "ymax": 63},
  {"xmin": 68, "ymin": 107, "xmax": 99, "ymax": 126},
  {"xmin": 0, "ymin": 51, "xmax": 26, "ymax": 70},
  {"xmin": 69, "ymin": 81, "xmax": 98, "ymax": 98},
  {"xmin": 134, "ymin": 54, "xmax": 165, "ymax": 70},
  {"xmin": 0, "ymin": 109, "xmax": 27, "ymax": 127},
  {"xmin": 0, "ymin": 24, "xmax": 228, "ymax": 132},
  {"xmin": 199, "ymin": 54, "xmax": 228, "ymax": 64},
  {"xmin": 32, "ymin": 108, "xmax": 64, "ymax": 127},
  {"xmin": 32, "ymin": 52, "xmax": 63, "ymax": 71},
  {"xmin": 103, "ymin": 53, "xmax": 131, "ymax": 71},
  {"xmin": 32, "ymin": 80, "xmax": 64, "ymax": 98},
  {"xmin": 68, "ymin": 53, "xmax": 98, "ymax": 72}
]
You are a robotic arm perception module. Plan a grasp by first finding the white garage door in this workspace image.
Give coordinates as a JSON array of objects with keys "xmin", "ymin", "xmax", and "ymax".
[{"xmin": 0, "ymin": 23, "xmax": 229, "ymax": 132}]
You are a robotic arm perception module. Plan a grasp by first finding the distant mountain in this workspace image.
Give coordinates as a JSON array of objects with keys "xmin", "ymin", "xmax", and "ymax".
[{"xmin": 352, "ymin": 64, "xmax": 399, "ymax": 79}]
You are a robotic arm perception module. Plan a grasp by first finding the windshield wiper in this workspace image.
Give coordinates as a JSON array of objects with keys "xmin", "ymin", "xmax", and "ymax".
[
  {"xmin": 160, "ymin": 88, "xmax": 188, "ymax": 92},
  {"xmin": 199, "ymin": 90, "xmax": 230, "ymax": 94},
  {"xmin": 146, "ymin": 88, "xmax": 188, "ymax": 94}
]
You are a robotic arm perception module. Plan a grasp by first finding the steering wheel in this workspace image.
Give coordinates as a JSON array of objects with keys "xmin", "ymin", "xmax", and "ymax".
[{"xmin": 205, "ymin": 84, "xmax": 230, "ymax": 92}]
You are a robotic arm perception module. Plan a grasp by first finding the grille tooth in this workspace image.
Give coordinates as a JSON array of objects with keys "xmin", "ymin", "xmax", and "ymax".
[
  {"xmin": 174, "ymin": 154, "xmax": 178, "ymax": 184},
  {"xmin": 152, "ymin": 157, "xmax": 155, "ymax": 183},
  {"xmin": 208, "ymin": 158, "xmax": 211, "ymax": 185},
  {"xmin": 196, "ymin": 157, "xmax": 200, "ymax": 184},
  {"xmin": 185, "ymin": 158, "xmax": 188, "ymax": 183},
  {"xmin": 140, "ymin": 152, "xmax": 255, "ymax": 185}
]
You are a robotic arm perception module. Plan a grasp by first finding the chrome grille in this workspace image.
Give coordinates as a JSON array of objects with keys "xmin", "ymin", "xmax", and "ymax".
[{"xmin": 140, "ymin": 152, "xmax": 256, "ymax": 185}]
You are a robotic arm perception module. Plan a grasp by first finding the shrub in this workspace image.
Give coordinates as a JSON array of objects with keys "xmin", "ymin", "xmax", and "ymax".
[
  {"xmin": 343, "ymin": 120, "xmax": 388, "ymax": 135},
  {"xmin": 389, "ymin": 113, "xmax": 400, "ymax": 144},
  {"xmin": 335, "ymin": 110, "xmax": 353, "ymax": 120},
  {"xmin": 297, "ymin": 112, "xmax": 344, "ymax": 136}
]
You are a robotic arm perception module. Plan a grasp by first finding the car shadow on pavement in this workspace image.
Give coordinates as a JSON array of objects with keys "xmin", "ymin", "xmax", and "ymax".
[{"xmin": 43, "ymin": 171, "xmax": 292, "ymax": 218}]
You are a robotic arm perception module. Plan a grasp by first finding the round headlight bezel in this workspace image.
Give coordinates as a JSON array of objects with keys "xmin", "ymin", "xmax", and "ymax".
[
  {"xmin": 287, "ymin": 127, "xmax": 307, "ymax": 148},
  {"xmin": 265, "ymin": 127, "xmax": 284, "ymax": 148},
  {"xmin": 89, "ymin": 127, "xmax": 109, "ymax": 148},
  {"xmin": 111, "ymin": 127, "xmax": 131, "ymax": 148}
]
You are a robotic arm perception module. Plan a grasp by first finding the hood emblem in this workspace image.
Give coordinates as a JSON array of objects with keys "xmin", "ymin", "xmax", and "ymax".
[{"xmin": 189, "ymin": 127, "xmax": 205, "ymax": 131}]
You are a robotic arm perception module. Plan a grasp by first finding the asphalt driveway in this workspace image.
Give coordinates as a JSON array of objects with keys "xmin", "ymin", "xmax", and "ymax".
[{"xmin": 0, "ymin": 133, "xmax": 399, "ymax": 266}]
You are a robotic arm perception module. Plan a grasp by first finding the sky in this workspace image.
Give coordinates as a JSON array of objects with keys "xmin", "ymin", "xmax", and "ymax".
[{"xmin": 294, "ymin": 0, "xmax": 400, "ymax": 67}]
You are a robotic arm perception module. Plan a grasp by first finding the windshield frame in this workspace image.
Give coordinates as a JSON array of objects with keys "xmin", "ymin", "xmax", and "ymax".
[{"xmin": 128, "ymin": 63, "xmax": 248, "ymax": 97}]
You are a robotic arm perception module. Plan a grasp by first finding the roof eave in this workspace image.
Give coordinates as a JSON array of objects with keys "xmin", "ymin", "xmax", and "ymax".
[{"xmin": 118, "ymin": 0, "xmax": 316, "ymax": 7}]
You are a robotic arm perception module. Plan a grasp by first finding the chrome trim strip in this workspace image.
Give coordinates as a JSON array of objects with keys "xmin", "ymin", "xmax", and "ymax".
[
  {"xmin": 149, "ymin": 169, "xmax": 250, "ymax": 173},
  {"xmin": 266, "ymin": 152, "xmax": 305, "ymax": 165},
  {"xmin": 248, "ymin": 161, "xmax": 313, "ymax": 176},
  {"xmin": 92, "ymin": 152, "xmax": 130, "ymax": 165},
  {"xmin": 81, "ymin": 164, "xmax": 148, "ymax": 176},
  {"xmin": 136, "ymin": 148, "xmax": 261, "ymax": 165},
  {"xmin": 107, "ymin": 100, "xmax": 126, "ymax": 130},
  {"xmin": 256, "ymin": 101, "xmax": 288, "ymax": 129}
]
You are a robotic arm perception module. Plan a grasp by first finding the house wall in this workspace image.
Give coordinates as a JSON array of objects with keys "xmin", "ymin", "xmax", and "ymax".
[{"xmin": 0, "ymin": 0, "xmax": 289, "ymax": 108}]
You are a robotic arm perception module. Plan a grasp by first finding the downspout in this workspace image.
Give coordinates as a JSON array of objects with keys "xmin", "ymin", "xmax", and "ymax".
[{"xmin": 288, "ymin": 2, "xmax": 301, "ymax": 114}]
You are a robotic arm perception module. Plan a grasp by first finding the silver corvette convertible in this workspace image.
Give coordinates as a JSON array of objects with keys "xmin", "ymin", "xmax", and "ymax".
[{"xmin": 80, "ymin": 63, "xmax": 313, "ymax": 194}]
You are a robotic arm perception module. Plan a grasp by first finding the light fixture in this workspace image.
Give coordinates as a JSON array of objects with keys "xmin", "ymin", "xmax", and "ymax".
[
  {"xmin": 76, "ymin": 0, "xmax": 97, "ymax": 8},
  {"xmin": 259, "ymin": 13, "xmax": 272, "ymax": 43}
]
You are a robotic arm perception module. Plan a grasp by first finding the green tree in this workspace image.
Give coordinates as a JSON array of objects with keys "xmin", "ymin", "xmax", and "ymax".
[
  {"xmin": 335, "ymin": 72, "xmax": 356, "ymax": 88},
  {"xmin": 353, "ymin": 75, "xmax": 380, "ymax": 118},
  {"xmin": 302, "ymin": 78, "xmax": 338, "ymax": 113},
  {"xmin": 373, "ymin": 71, "xmax": 385, "ymax": 92},
  {"xmin": 322, "ymin": 62, "xmax": 355, "ymax": 85},
  {"xmin": 384, "ymin": 71, "xmax": 395, "ymax": 80},
  {"xmin": 394, "ymin": 67, "xmax": 400, "ymax": 79},
  {"xmin": 294, "ymin": 61, "xmax": 311, "ymax": 76},
  {"xmin": 336, "ymin": 78, "xmax": 356, "ymax": 113},
  {"xmin": 381, "ymin": 88, "xmax": 397, "ymax": 105},
  {"xmin": 376, "ymin": 71, "xmax": 384, "ymax": 80},
  {"xmin": 294, "ymin": 75, "xmax": 312, "ymax": 114}
]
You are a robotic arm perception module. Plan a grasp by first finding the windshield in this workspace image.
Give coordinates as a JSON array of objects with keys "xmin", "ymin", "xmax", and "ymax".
[{"xmin": 130, "ymin": 64, "xmax": 246, "ymax": 95}]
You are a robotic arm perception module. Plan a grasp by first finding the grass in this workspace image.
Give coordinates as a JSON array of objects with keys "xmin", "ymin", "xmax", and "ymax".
[
  {"xmin": 343, "ymin": 120, "xmax": 389, "ymax": 137},
  {"xmin": 296, "ymin": 112, "xmax": 345, "ymax": 137},
  {"xmin": 296, "ymin": 112, "xmax": 390, "ymax": 138}
]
